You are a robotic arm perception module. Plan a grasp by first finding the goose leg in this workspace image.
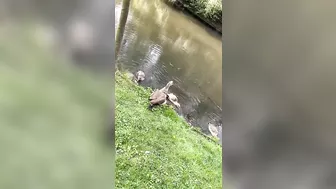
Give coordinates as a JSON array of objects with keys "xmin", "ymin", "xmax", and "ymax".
[{"xmin": 148, "ymin": 104, "xmax": 155, "ymax": 111}]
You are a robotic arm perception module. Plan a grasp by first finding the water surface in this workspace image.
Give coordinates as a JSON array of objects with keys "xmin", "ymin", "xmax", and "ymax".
[{"xmin": 115, "ymin": 0, "xmax": 222, "ymax": 137}]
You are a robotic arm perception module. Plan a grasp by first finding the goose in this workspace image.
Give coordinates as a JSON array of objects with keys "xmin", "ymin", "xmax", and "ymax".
[
  {"xmin": 208, "ymin": 123, "xmax": 221, "ymax": 138},
  {"xmin": 148, "ymin": 81, "xmax": 174, "ymax": 110},
  {"xmin": 167, "ymin": 93, "xmax": 181, "ymax": 108},
  {"xmin": 134, "ymin": 70, "xmax": 145, "ymax": 83}
]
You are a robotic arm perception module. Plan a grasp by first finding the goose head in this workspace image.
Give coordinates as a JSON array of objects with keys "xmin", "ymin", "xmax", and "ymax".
[
  {"xmin": 135, "ymin": 71, "xmax": 145, "ymax": 82},
  {"xmin": 166, "ymin": 81, "xmax": 173, "ymax": 88}
]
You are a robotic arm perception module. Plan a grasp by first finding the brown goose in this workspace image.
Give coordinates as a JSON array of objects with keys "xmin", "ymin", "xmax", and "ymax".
[{"xmin": 148, "ymin": 81, "xmax": 174, "ymax": 110}]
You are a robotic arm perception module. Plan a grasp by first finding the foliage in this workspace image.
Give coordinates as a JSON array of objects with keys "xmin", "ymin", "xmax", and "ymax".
[
  {"xmin": 167, "ymin": 0, "xmax": 222, "ymax": 24},
  {"xmin": 115, "ymin": 72, "xmax": 222, "ymax": 188}
]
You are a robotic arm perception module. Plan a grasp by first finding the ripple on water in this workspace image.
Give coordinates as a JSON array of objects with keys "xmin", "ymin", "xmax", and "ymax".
[{"xmin": 115, "ymin": 0, "xmax": 222, "ymax": 140}]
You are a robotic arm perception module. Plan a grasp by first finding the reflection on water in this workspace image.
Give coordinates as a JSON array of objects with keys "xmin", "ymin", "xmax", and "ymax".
[{"xmin": 115, "ymin": 0, "xmax": 222, "ymax": 137}]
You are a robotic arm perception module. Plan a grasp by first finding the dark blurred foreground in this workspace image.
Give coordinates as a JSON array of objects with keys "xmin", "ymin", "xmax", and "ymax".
[
  {"xmin": 0, "ymin": 0, "xmax": 114, "ymax": 188},
  {"xmin": 223, "ymin": 1, "xmax": 336, "ymax": 189},
  {"xmin": 0, "ymin": 0, "xmax": 115, "ymax": 71}
]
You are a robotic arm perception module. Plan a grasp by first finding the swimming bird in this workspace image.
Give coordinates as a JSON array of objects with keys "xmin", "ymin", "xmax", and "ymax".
[
  {"xmin": 167, "ymin": 93, "xmax": 181, "ymax": 109},
  {"xmin": 208, "ymin": 123, "xmax": 221, "ymax": 138},
  {"xmin": 134, "ymin": 70, "xmax": 145, "ymax": 83}
]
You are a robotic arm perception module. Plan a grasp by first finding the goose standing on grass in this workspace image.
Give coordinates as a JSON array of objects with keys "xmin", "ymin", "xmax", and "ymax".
[
  {"xmin": 134, "ymin": 70, "xmax": 145, "ymax": 83},
  {"xmin": 148, "ymin": 81, "xmax": 174, "ymax": 110}
]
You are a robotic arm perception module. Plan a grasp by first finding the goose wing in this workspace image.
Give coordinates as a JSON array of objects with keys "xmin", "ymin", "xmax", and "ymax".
[
  {"xmin": 150, "ymin": 92, "xmax": 167, "ymax": 105},
  {"xmin": 149, "ymin": 89, "xmax": 160, "ymax": 100}
]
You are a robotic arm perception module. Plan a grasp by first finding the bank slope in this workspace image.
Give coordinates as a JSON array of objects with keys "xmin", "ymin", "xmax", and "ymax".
[
  {"xmin": 115, "ymin": 72, "xmax": 222, "ymax": 189},
  {"xmin": 166, "ymin": 0, "xmax": 222, "ymax": 33}
]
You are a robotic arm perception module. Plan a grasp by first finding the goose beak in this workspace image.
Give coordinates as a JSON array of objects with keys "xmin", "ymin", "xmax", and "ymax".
[{"xmin": 167, "ymin": 81, "xmax": 173, "ymax": 86}]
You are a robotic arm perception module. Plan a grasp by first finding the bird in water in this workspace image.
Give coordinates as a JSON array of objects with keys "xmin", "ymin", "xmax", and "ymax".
[
  {"xmin": 208, "ymin": 122, "xmax": 222, "ymax": 138},
  {"xmin": 134, "ymin": 70, "xmax": 145, "ymax": 83},
  {"xmin": 148, "ymin": 81, "xmax": 174, "ymax": 110}
]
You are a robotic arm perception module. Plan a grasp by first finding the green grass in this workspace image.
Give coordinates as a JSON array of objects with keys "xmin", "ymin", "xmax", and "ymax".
[
  {"xmin": 115, "ymin": 72, "xmax": 222, "ymax": 188},
  {"xmin": 0, "ymin": 24, "xmax": 114, "ymax": 189},
  {"xmin": 167, "ymin": 0, "xmax": 222, "ymax": 24}
]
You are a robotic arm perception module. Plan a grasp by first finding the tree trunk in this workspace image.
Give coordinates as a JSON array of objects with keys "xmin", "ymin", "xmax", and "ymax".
[{"xmin": 115, "ymin": 0, "xmax": 132, "ymax": 69}]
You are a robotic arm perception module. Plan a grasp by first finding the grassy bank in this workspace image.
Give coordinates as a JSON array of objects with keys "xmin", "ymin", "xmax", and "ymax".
[
  {"xmin": 115, "ymin": 72, "xmax": 222, "ymax": 188},
  {"xmin": 166, "ymin": 0, "xmax": 222, "ymax": 33}
]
